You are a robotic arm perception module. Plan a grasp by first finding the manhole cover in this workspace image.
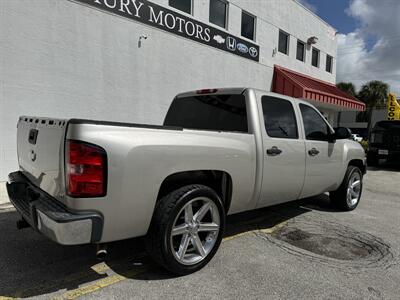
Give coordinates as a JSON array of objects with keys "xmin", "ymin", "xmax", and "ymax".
[{"xmin": 259, "ymin": 219, "xmax": 394, "ymax": 271}]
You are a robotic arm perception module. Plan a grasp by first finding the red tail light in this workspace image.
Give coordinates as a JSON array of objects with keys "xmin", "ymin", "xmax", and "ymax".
[
  {"xmin": 196, "ymin": 89, "xmax": 218, "ymax": 94},
  {"xmin": 66, "ymin": 140, "xmax": 107, "ymax": 197}
]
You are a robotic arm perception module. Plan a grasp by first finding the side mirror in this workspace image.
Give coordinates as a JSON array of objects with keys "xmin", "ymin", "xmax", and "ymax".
[{"xmin": 333, "ymin": 127, "xmax": 352, "ymax": 140}]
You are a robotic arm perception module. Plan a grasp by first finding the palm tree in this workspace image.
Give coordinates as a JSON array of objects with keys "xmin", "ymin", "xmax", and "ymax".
[
  {"xmin": 358, "ymin": 81, "xmax": 389, "ymax": 134},
  {"xmin": 336, "ymin": 82, "xmax": 357, "ymax": 97},
  {"xmin": 336, "ymin": 82, "xmax": 357, "ymax": 126}
]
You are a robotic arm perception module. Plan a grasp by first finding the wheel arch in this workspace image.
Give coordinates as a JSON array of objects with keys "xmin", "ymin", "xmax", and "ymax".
[
  {"xmin": 348, "ymin": 159, "xmax": 366, "ymax": 175},
  {"xmin": 157, "ymin": 170, "xmax": 233, "ymax": 213}
]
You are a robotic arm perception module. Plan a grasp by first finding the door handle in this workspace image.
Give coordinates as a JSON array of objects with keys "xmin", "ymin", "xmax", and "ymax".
[
  {"xmin": 266, "ymin": 146, "xmax": 282, "ymax": 156},
  {"xmin": 308, "ymin": 148, "xmax": 320, "ymax": 156}
]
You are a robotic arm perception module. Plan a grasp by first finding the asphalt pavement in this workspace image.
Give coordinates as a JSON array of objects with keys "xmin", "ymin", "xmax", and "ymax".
[{"xmin": 0, "ymin": 166, "xmax": 399, "ymax": 299}]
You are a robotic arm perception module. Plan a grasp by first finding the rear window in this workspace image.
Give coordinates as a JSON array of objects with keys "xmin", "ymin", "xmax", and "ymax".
[
  {"xmin": 164, "ymin": 94, "xmax": 248, "ymax": 133},
  {"xmin": 374, "ymin": 121, "xmax": 400, "ymax": 130}
]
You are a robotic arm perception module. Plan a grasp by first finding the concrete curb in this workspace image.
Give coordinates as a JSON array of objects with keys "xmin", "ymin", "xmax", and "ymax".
[{"xmin": 0, "ymin": 182, "xmax": 10, "ymax": 205}]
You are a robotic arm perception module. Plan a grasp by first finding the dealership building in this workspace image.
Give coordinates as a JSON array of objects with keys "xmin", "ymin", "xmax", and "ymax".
[{"xmin": 0, "ymin": 0, "xmax": 366, "ymax": 183}]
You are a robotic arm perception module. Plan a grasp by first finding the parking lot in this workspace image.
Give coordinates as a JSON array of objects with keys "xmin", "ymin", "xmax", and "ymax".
[{"xmin": 0, "ymin": 166, "xmax": 399, "ymax": 299}]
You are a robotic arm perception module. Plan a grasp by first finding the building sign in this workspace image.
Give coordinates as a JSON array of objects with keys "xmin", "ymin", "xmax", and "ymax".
[
  {"xmin": 387, "ymin": 93, "xmax": 400, "ymax": 120},
  {"xmin": 73, "ymin": 0, "xmax": 260, "ymax": 62}
]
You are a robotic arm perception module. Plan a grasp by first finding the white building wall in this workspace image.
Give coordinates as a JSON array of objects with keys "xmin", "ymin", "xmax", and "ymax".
[{"xmin": 0, "ymin": 0, "xmax": 337, "ymax": 181}]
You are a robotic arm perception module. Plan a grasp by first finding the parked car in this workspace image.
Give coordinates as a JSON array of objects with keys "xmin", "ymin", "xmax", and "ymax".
[
  {"xmin": 351, "ymin": 134, "xmax": 363, "ymax": 142},
  {"xmin": 367, "ymin": 120, "xmax": 400, "ymax": 166},
  {"xmin": 7, "ymin": 88, "xmax": 366, "ymax": 275}
]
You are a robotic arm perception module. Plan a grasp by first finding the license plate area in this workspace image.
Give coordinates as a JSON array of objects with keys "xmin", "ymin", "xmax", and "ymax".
[{"xmin": 378, "ymin": 149, "xmax": 389, "ymax": 155}]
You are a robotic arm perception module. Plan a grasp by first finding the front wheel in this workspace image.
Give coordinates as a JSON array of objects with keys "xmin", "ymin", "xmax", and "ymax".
[
  {"xmin": 330, "ymin": 166, "xmax": 363, "ymax": 211},
  {"xmin": 146, "ymin": 185, "xmax": 225, "ymax": 275}
]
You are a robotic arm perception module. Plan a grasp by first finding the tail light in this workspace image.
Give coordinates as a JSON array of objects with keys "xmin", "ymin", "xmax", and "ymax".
[
  {"xmin": 196, "ymin": 89, "xmax": 218, "ymax": 94},
  {"xmin": 66, "ymin": 140, "xmax": 107, "ymax": 197}
]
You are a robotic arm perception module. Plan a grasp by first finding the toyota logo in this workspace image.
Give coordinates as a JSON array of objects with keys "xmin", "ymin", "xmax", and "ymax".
[{"xmin": 249, "ymin": 47, "xmax": 258, "ymax": 58}]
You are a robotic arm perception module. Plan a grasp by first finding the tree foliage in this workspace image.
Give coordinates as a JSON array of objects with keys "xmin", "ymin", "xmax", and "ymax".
[
  {"xmin": 358, "ymin": 80, "xmax": 389, "ymax": 109},
  {"xmin": 358, "ymin": 81, "xmax": 389, "ymax": 133},
  {"xmin": 336, "ymin": 82, "xmax": 357, "ymax": 98}
]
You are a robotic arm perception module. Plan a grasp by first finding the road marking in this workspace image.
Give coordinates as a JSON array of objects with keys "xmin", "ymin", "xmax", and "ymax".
[
  {"xmin": 54, "ymin": 267, "xmax": 148, "ymax": 300},
  {"xmin": 258, "ymin": 221, "xmax": 287, "ymax": 234},
  {"xmin": 91, "ymin": 262, "xmax": 111, "ymax": 274},
  {"xmin": 223, "ymin": 221, "xmax": 287, "ymax": 242},
  {"xmin": 0, "ymin": 297, "xmax": 16, "ymax": 300},
  {"xmin": 8, "ymin": 260, "xmax": 125, "ymax": 298},
  {"xmin": 222, "ymin": 231, "xmax": 253, "ymax": 242}
]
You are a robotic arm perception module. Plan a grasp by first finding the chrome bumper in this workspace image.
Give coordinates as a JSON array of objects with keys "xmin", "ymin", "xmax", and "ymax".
[{"xmin": 6, "ymin": 171, "xmax": 103, "ymax": 245}]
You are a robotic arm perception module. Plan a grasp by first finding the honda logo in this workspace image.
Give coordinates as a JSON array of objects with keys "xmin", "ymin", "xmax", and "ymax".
[{"xmin": 226, "ymin": 37, "xmax": 237, "ymax": 51}]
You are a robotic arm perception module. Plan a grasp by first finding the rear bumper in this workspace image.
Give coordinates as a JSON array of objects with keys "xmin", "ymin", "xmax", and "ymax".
[
  {"xmin": 368, "ymin": 149, "xmax": 400, "ymax": 162},
  {"xmin": 6, "ymin": 171, "xmax": 103, "ymax": 245}
]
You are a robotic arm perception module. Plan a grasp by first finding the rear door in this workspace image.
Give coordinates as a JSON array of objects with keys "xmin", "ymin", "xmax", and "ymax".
[
  {"xmin": 298, "ymin": 104, "xmax": 343, "ymax": 198},
  {"xmin": 17, "ymin": 117, "xmax": 67, "ymax": 201},
  {"xmin": 257, "ymin": 96, "xmax": 306, "ymax": 208}
]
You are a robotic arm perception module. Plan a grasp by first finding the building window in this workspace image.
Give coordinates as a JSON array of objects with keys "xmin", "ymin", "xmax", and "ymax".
[
  {"xmin": 326, "ymin": 54, "xmax": 333, "ymax": 73},
  {"xmin": 209, "ymin": 0, "xmax": 228, "ymax": 29},
  {"xmin": 296, "ymin": 40, "xmax": 305, "ymax": 61},
  {"xmin": 278, "ymin": 31, "xmax": 289, "ymax": 55},
  {"xmin": 169, "ymin": 0, "xmax": 192, "ymax": 14},
  {"xmin": 312, "ymin": 47, "xmax": 320, "ymax": 67},
  {"xmin": 241, "ymin": 11, "xmax": 255, "ymax": 41}
]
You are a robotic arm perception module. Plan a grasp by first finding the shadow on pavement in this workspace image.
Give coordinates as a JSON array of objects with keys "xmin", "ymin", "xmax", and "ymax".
[
  {"xmin": 298, "ymin": 194, "xmax": 344, "ymax": 213},
  {"xmin": 0, "ymin": 194, "xmax": 335, "ymax": 297}
]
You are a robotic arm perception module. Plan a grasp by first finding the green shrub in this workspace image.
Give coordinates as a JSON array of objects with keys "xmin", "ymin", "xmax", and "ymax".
[{"xmin": 360, "ymin": 140, "xmax": 369, "ymax": 152}]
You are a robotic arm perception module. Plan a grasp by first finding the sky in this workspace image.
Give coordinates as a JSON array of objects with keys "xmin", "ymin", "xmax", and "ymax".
[{"xmin": 299, "ymin": 0, "xmax": 400, "ymax": 95}]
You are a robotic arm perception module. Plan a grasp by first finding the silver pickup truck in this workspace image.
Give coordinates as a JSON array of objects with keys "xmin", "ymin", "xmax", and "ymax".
[{"xmin": 7, "ymin": 88, "xmax": 366, "ymax": 275}]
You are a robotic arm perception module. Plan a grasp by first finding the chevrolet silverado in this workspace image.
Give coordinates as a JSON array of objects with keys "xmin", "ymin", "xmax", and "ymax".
[{"xmin": 7, "ymin": 88, "xmax": 366, "ymax": 275}]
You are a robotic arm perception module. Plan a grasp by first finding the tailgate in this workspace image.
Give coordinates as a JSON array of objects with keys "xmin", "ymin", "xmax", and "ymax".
[{"xmin": 17, "ymin": 116, "xmax": 68, "ymax": 202}]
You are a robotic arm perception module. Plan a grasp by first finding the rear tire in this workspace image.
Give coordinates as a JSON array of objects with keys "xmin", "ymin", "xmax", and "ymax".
[
  {"xmin": 146, "ymin": 185, "xmax": 225, "ymax": 275},
  {"xmin": 330, "ymin": 166, "xmax": 363, "ymax": 211}
]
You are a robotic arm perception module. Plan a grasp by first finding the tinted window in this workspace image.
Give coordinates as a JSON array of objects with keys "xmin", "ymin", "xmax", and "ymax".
[
  {"xmin": 296, "ymin": 40, "xmax": 305, "ymax": 61},
  {"xmin": 278, "ymin": 31, "xmax": 289, "ymax": 55},
  {"xmin": 169, "ymin": 0, "xmax": 192, "ymax": 14},
  {"xmin": 210, "ymin": 0, "xmax": 228, "ymax": 29},
  {"xmin": 164, "ymin": 94, "xmax": 248, "ymax": 132},
  {"xmin": 300, "ymin": 104, "xmax": 330, "ymax": 141},
  {"xmin": 241, "ymin": 11, "xmax": 255, "ymax": 41},
  {"xmin": 262, "ymin": 96, "xmax": 298, "ymax": 139},
  {"xmin": 326, "ymin": 54, "xmax": 333, "ymax": 73},
  {"xmin": 312, "ymin": 48, "xmax": 320, "ymax": 67}
]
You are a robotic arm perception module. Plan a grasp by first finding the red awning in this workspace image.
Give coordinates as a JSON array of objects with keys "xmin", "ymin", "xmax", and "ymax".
[{"xmin": 272, "ymin": 65, "xmax": 366, "ymax": 111}]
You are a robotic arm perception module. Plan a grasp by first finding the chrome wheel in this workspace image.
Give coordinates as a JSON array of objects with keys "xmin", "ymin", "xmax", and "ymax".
[
  {"xmin": 170, "ymin": 197, "xmax": 221, "ymax": 266},
  {"xmin": 346, "ymin": 172, "xmax": 361, "ymax": 207}
]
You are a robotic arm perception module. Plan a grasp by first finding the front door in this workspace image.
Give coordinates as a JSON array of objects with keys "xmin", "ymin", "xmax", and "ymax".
[
  {"xmin": 298, "ymin": 103, "xmax": 343, "ymax": 198},
  {"xmin": 257, "ymin": 96, "xmax": 306, "ymax": 208}
]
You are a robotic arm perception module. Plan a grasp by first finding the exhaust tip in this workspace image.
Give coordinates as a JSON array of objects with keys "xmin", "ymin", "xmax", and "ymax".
[{"xmin": 96, "ymin": 244, "xmax": 108, "ymax": 260}]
